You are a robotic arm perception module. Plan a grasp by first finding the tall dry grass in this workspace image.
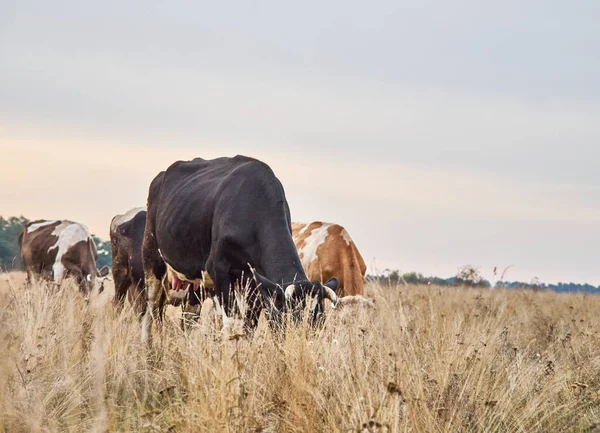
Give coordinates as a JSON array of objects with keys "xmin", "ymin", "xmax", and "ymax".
[{"xmin": 1, "ymin": 271, "xmax": 600, "ymax": 432}]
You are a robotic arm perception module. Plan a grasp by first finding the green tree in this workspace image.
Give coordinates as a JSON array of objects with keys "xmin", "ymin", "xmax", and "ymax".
[
  {"xmin": 92, "ymin": 235, "xmax": 112, "ymax": 269},
  {"xmin": 0, "ymin": 216, "xmax": 29, "ymax": 270},
  {"xmin": 456, "ymin": 265, "xmax": 491, "ymax": 288}
]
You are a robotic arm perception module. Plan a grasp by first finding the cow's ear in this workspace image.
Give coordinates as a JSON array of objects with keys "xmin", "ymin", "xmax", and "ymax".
[
  {"xmin": 252, "ymin": 271, "xmax": 285, "ymax": 306},
  {"xmin": 321, "ymin": 277, "xmax": 339, "ymax": 307},
  {"xmin": 117, "ymin": 219, "xmax": 133, "ymax": 237},
  {"xmin": 324, "ymin": 277, "xmax": 339, "ymax": 292},
  {"xmin": 252, "ymin": 272, "xmax": 278, "ymax": 296},
  {"xmin": 99, "ymin": 266, "xmax": 110, "ymax": 277}
]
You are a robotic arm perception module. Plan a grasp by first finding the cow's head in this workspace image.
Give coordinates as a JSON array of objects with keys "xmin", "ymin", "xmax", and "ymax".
[
  {"xmin": 251, "ymin": 271, "xmax": 339, "ymax": 326},
  {"xmin": 284, "ymin": 278, "xmax": 339, "ymax": 325},
  {"xmin": 84, "ymin": 266, "xmax": 111, "ymax": 295}
]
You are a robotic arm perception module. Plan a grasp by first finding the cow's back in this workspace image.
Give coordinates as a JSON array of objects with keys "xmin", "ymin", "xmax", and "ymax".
[
  {"xmin": 148, "ymin": 155, "xmax": 291, "ymax": 281},
  {"xmin": 153, "ymin": 156, "xmax": 276, "ymax": 229},
  {"xmin": 292, "ymin": 221, "xmax": 366, "ymax": 296}
]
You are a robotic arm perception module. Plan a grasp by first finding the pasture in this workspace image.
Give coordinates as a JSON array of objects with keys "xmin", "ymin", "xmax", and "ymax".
[{"xmin": 1, "ymin": 272, "xmax": 599, "ymax": 432}]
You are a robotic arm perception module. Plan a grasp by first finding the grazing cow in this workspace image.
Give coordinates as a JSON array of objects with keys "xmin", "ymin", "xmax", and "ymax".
[
  {"xmin": 110, "ymin": 207, "xmax": 206, "ymax": 318},
  {"xmin": 110, "ymin": 207, "xmax": 148, "ymax": 315},
  {"xmin": 292, "ymin": 222, "xmax": 367, "ymax": 296},
  {"xmin": 142, "ymin": 155, "xmax": 339, "ymax": 343},
  {"xmin": 19, "ymin": 219, "xmax": 110, "ymax": 294}
]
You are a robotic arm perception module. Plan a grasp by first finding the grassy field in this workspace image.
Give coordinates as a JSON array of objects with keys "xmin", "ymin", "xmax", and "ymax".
[{"xmin": 1, "ymin": 272, "xmax": 600, "ymax": 432}]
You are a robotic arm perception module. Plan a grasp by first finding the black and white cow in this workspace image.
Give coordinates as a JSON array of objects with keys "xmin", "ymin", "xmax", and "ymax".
[
  {"xmin": 19, "ymin": 219, "xmax": 110, "ymax": 294},
  {"xmin": 141, "ymin": 155, "xmax": 339, "ymax": 343}
]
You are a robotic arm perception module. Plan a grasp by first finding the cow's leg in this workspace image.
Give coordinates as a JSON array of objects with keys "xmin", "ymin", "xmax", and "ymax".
[
  {"xmin": 244, "ymin": 284, "xmax": 262, "ymax": 333},
  {"xmin": 114, "ymin": 277, "xmax": 131, "ymax": 310},
  {"xmin": 215, "ymin": 268, "xmax": 233, "ymax": 324},
  {"xmin": 206, "ymin": 248, "xmax": 232, "ymax": 316},
  {"xmin": 141, "ymin": 230, "xmax": 166, "ymax": 345},
  {"xmin": 181, "ymin": 285, "xmax": 203, "ymax": 330},
  {"xmin": 112, "ymin": 266, "xmax": 130, "ymax": 309},
  {"xmin": 53, "ymin": 262, "xmax": 66, "ymax": 286},
  {"xmin": 142, "ymin": 272, "xmax": 165, "ymax": 343},
  {"xmin": 206, "ymin": 257, "xmax": 234, "ymax": 329},
  {"xmin": 128, "ymin": 282, "xmax": 147, "ymax": 319},
  {"xmin": 228, "ymin": 269, "xmax": 262, "ymax": 332},
  {"xmin": 142, "ymin": 271, "xmax": 163, "ymax": 344},
  {"xmin": 24, "ymin": 267, "xmax": 34, "ymax": 286}
]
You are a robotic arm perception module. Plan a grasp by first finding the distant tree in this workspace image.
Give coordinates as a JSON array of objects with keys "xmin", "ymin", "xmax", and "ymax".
[
  {"xmin": 402, "ymin": 272, "xmax": 424, "ymax": 285},
  {"xmin": 529, "ymin": 277, "xmax": 544, "ymax": 291},
  {"xmin": 367, "ymin": 269, "xmax": 403, "ymax": 285},
  {"xmin": 367, "ymin": 269, "xmax": 453, "ymax": 287},
  {"xmin": 455, "ymin": 265, "xmax": 491, "ymax": 288},
  {"xmin": 0, "ymin": 216, "xmax": 29, "ymax": 270},
  {"xmin": 92, "ymin": 235, "xmax": 112, "ymax": 269}
]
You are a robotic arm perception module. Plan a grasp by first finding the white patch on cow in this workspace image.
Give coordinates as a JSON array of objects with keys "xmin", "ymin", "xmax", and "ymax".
[
  {"xmin": 298, "ymin": 223, "xmax": 309, "ymax": 235},
  {"xmin": 212, "ymin": 295, "xmax": 231, "ymax": 330},
  {"xmin": 341, "ymin": 228, "xmax": 352, "ymax": 245},
  {"xmin": 298, "ymin": 223, "xmax": 331, "ymax": 269},
  {"xmin": 53, "ymin": 263, "xmax": 66, "ymax": 283},
  {"xmin": 111, "ymin": 207, "xmax": 146, "ymax": 232},
  {"xmin": 26, "ymin": 220, "xmax": 59, "ymax": 233},
  {"xmin": 285, "ymin": 284, "xmax": 295, "ymax": 300},
  {"xmin": 168, "ymin": 289, "xmax": 188, "ymax": 303},
  {"xmin": 48, "ymin": 222, "xmax": 92, "ymax": 283},
  {"xmin": 336, "ymin": 295, "xmax": 375, "ymax": 308}
]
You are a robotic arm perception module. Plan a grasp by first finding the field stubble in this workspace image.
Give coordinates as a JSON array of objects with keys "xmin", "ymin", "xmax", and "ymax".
[{"xmin": 1, "ymin": 272, "xmax": 600, "ymax": 432}]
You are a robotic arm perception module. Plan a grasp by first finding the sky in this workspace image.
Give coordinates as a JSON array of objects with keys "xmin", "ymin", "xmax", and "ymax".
[{"xmin": 1, "ymin": 1, "xmax": 599, "ymax": 285}]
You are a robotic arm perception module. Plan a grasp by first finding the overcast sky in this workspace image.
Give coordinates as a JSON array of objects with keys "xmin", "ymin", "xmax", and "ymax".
[{"xmin": 1, "ymin": 0, "xmax": 599, "ymax": 285}]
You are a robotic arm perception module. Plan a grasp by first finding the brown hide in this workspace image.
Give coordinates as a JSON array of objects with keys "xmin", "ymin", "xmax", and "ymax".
[
  {"xmin": 110, "ymin": 219, "xmax": 146, "ymax": 316},
  {"xmin": 292, "ymin": 221, "xmax": 367, "ymax": 297},
  {"xmin": 19, "ymin": 220, "xmax": 62, "ymax": 280}
]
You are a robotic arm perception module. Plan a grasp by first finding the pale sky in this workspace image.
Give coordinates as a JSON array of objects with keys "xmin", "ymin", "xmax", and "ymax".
[{"xmin": 1, "ymin": 1, "xmax": 599, "ymax": 285}]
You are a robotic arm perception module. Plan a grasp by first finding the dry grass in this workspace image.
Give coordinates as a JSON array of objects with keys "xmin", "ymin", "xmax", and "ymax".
[{"xmin": 1, "ymin": 271, "xmax": 600, "ymax": 432}]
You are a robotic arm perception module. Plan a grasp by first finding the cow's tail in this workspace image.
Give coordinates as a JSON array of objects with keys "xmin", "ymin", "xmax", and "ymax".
[
  {"xmin": 18, "ymin": 226, "xmax": 29, "ymax": 281},
  {"xmin": 18, "ymin": 225, "xmax": 27, "ymax": 247},
  {"xmin": 88, "ymin": 237, "xmax": 98, "ymax": 261}
]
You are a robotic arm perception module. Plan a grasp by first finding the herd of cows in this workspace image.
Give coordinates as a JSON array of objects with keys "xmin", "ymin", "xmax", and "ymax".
[{"xmin": 18, "ymin": 155, "xmax": 371, "ymax": 343}]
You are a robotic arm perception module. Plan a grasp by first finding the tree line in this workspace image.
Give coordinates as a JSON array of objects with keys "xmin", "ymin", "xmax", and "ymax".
[
  {"xmin": 0, "ymin": 216, "xmax": 112, "ymax": 271},
  {"xmin": 368, "ymin": 267, "xmax": 600, "ymax": 295}
]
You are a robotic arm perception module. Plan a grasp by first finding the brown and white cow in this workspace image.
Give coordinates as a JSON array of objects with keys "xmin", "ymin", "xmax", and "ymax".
[
  {"xmin": 292, "ymin": 221, "xmax": 367, "ymax": 297},
  {"xmin": 19, "ymin": 219, "xmax": 110, "ymax": 294}
]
